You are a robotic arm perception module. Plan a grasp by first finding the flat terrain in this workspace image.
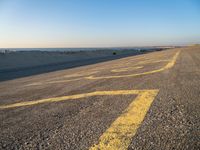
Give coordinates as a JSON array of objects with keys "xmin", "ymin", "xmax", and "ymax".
[
  {"xmin": 0, "ymin": 46, "xmax": 199, "ymax": 149},
  {"xmin": 0, "ymin": 49, "xmax": 143, "ymax": 81}
]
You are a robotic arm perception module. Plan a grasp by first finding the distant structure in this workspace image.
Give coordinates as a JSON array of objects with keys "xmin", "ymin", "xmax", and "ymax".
[{"xmin": 0, "ymin": 49, "xmax": 11, "ymax": 54}]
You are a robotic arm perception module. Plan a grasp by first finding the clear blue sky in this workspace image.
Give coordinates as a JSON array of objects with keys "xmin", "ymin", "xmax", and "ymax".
[{"xmin": 0, "ymin": 0, "xmax": 200, "ymax": 48}]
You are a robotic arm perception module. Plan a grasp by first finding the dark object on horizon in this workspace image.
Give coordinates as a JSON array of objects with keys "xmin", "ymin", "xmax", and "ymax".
[
  {"xmin": 113, "ymin": 52, "xmax": 117, "ymax": 55},
  {"xmin": 155, "ymin": 48, "xmax": 163, "ymax": 51}
]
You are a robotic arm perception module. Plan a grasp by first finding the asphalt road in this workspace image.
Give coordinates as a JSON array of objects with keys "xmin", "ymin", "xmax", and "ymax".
[
  {"xmin": 0, "ymin": 51, "xmax": 144, "ymax": 81},
  {"xmin": 0, "ymin": 46, "xmax": 199, "ymax": 150}
]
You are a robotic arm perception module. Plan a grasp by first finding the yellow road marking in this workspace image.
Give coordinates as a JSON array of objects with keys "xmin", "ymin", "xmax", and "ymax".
[
  {"xmin": 0, "ymin": 90, "xmax": 156, "ymax": 109},
  {"xmin": 25, "ymin": 78, "xmax": 82, "ymax": 86},
  {"xmin": 111, "ymin": 66, "xmax": 143, "ymax": 73},
  {"xmin": 45, "ymin": 78, "xmax": 82, "ymax": 84},
  {"xmin": 85, "ymin": 51, "xmax": 180, "ymax": 79},
  {"xmin": 25, "ymin": 71, "xmax": 99, "ymax": 86},
  {"xmin": 25, "ymin": 51, "xmax": 178, "ymax": 87},
  {"xmin": 0, "ymin": 89, "xmax": 158, "ymax": 149},
  {"xmin": 137, "ymin": 59, "xmax": 170, "ymax": 65},
  {"xmin": 63, "ymin": 71, "xmax": 99, "ymax": 78},
  {"xmin": 25, "ymin": 78, "xmax": 81, "ymax": 86},
  {"xmin": 89, "ymin": 90, "xmax": 159, "ymax": 150}
]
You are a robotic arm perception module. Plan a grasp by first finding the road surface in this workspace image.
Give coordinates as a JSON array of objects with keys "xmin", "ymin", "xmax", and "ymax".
[{"xmin": 0, "ymin": 46, "xmax": 199, "ymax": 149}]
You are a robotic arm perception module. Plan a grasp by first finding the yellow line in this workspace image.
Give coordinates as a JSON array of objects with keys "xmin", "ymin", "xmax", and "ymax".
[
  {"xmin": 85, "ymin": 51, "xmax": 180, "ymax": 79},
  {"xmin": 25, "ymin": 71, "xmax": 99, "ymax": 86},
  {"xmin": 0, "ymin": 90, "xmax": 153, "ymax": 109},
  {"xmin": 24, "ymin": 52, "xmax": 177, "ymax": 87},
  {"xmin": 46, "ymin": 78, "xmax": 82, "ymax": 84},
  {"xmin": 1, "ymin": 89, "xmax": 159, "ymax": 149},
  {"xmin": 89, "ymin": 90, "xmax": 159, "ymax": 150},
  {"xmin": 111, "ymin": 66, "xmax": 143, "ymax": 73},
  {"xmin": 63, "ymin": 71, "xmax": 99, "ymax": 78},
  {"xmin": 25, "ymin": 78, "xmax": 82, "ymax": 86},
  {"xmin": 137, "ymin": 59, "xmax": 170, "ymax": 65}
]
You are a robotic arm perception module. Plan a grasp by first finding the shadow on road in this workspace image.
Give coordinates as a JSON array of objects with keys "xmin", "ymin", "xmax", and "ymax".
[{"xmin": 0, "ymin": 53, "xmax": 146, "ymax": 82}]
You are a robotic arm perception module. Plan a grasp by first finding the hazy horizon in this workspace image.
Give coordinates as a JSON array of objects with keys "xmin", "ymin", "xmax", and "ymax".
[
  {"xmin": 0, "ymin": 0, "xmax": 200, "ymax": 48},
  {"xmin": 0, "ymin": 45, "xmax": 182, "ymax": 50}
]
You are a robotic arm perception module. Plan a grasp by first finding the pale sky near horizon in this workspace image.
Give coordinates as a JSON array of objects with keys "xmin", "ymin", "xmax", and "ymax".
[{"xmin": 0, "ymin": 0, "xmax": 200, "ymax": 48}]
